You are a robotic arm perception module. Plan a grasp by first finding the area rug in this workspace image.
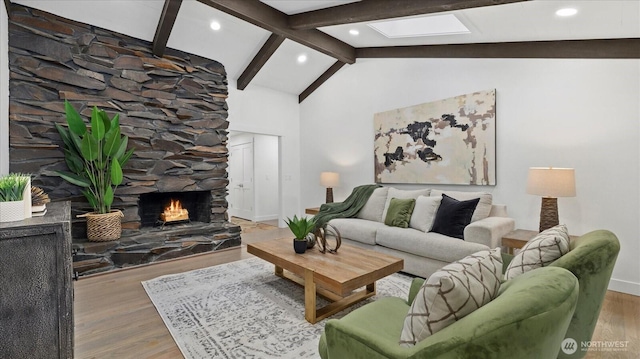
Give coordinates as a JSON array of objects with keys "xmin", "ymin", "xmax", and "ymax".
[{"xmin": 142, "ymin": 257, "xmax": 412, "ymax": 359}]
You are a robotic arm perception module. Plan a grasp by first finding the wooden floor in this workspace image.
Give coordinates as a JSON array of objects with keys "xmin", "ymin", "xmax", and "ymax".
[{"xmin": 74, "ymin": 227, "xmax": 639, "ymax": 358}]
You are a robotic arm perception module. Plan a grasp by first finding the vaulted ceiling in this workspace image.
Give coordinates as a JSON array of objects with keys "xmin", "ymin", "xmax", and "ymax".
[{"xmin": 7, "ymin": 0, "xmax": 640, "ymax": 102}]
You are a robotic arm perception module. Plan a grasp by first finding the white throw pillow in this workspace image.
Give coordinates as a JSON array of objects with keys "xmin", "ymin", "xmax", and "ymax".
[
  {"xmin": 430, "ymin": 190, "xmax": 492, "ymax": 223},
  {"xmin": 356, "ymin": 187, "xmax": 389, "ymax": 222},
  {"xmin": 409, "ymin": 196, "xmax": 442, "ymax": 232},
  {"xmin": 504, "ymin": 225, "xmax": 570, "ymax": 280},
  {"xmin": 399, "ymin": 248, "xmax": 502, "ymax": 347},
  {"xmin": 381, "ymin": 188, "xmax": 430, "ymax": 221}
]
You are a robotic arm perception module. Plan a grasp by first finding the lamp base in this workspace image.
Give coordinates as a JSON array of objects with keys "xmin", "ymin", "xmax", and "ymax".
[
  {"xmin": 539, "ymin": 197, "xmax": 559, "ymax": 232},
  {"xmin": 325, "ymin": 188, "xmax": 334, "ymax": 204}
]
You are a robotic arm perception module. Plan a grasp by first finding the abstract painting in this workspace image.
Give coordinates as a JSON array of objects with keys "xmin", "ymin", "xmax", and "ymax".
[{"xmin": 374, "ymin": 89, "xmax": 496, "ymax": 185}]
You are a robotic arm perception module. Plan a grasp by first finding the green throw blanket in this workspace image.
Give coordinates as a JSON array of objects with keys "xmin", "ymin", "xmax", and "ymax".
[{"xmin": 313, "ymin": 184, "xmax": 381, "ymax": 230}]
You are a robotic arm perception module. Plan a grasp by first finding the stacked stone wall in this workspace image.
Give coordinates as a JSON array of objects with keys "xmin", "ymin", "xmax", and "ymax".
[
  {"xmin": 7, "ymin": 4, "xmax": 240, "ymax": 275},
  {"xmin": 8, "ymin": 5, "xmax": 230, "ymax": 228}
]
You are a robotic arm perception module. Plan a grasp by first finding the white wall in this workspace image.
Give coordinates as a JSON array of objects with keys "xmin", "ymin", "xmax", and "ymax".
[
  {"xmin": 226, "ymin": 80, "xmax": 300, "ymax": 227},
  {"xmin": 300, "ymin": 58, "xmax": 640, "ymax": 295},
  {"xmin": 253, "ymin": 134, "xmax": 279, "ymax": 221},
  {"xmin": 1, "ymin": 4, "xmax": 8, "ymax": 175}
]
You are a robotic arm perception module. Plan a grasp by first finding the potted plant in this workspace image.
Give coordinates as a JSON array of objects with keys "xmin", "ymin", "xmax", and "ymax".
[
  {"xmin": 55, "ymin": 100, "xmax": 134, "ymax": 241},
  {"xmin": 0, "ymin": 173, "xmax": 30, "ymax": 222},
  {"xmin": 285, "ymin": 215, "xmax": 316, "ymax": 254}
]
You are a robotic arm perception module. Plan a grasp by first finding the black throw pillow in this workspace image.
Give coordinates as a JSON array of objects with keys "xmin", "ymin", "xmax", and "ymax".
[{"xmin": 429, "ymin": 194, "xmax": 480, "ymax": 239}]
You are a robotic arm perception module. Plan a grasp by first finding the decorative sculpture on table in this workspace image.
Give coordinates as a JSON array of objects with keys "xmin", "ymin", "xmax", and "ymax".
[{"xmin": 316, "ymin": 224, "xmax": 342, "ymax": 254}]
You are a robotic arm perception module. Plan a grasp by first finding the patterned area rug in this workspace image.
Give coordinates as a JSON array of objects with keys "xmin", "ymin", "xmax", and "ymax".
[
  {"xmin": 230, "ymin": 217, "xmax": 277, "ymax": 234},
  {"xmin": 142, "ymin": 257, "xmax": 412, "ymax": 359}
]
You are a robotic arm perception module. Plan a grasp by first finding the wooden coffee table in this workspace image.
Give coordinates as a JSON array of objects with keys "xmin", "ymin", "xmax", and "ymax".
[{"xmin": 247, "ymin": 238, "xmax": 403, "ymax": 324}]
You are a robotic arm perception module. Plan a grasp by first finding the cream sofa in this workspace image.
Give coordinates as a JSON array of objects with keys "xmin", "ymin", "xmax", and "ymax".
[{"xmin": 327, "ymin": 187, "xmax": 515, "ymax": 279}]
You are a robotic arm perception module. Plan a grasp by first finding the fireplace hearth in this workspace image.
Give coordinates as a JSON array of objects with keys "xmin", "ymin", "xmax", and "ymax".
[
  {"xmin": 70, "ymin": 188, "xmax": 240, "ymax": 276},
  {"xmin": 72, "ymin": 218, "xmax": 241, "ymax": 276},
  {"xmin": 69, "ymin": 186, "xmax": 242, "ymax": 276}
]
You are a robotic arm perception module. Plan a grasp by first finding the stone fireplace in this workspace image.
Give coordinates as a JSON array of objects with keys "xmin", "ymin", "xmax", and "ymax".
[{"xmin": 7, "ymin": 5, "xmax": 241, "ymax": 275}]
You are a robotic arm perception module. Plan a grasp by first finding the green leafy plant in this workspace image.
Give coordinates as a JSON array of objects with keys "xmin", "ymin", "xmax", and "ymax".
[
  {"xmin": 0, "ymin": 173, "xmax": 30, "ymax": 202},
  {"xmin": 55, "ymin": 100, "xmax": 134, "ymax": 214},
  {"xmin": 285, "ymin": 215, "xmax": 317, "ymax": 240}
]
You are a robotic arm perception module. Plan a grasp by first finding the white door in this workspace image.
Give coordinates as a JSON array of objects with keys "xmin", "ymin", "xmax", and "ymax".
[{"xmin": 229, "ymin": 141, "xmax": 254, "ymax": 220}]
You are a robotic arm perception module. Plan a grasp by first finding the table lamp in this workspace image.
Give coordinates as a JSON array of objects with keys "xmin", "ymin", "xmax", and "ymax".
[
  {"xmin": 320, "ymin": 172, "xmax": 339, "ymax": 203},
  {"xmin": 526, "ymin": 167, "xmax": 576, "ymax": 232}
]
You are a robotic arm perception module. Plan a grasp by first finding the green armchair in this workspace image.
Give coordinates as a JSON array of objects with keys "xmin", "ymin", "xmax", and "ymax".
[
  {"xmin": 319, "ymin": 266, "xmax": 579, "ymax": 359},
  {"xmin": 511, "ymin": 230, "xmax": 620, "ymax": 359},
  {"xmin": 319, "ymin": 229, "xmax": 620, "ymax": 359}
]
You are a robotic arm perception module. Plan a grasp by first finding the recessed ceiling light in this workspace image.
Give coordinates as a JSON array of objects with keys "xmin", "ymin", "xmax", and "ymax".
[
  {"xmin": 368, "ymin": 14, "xmax": 470, "ymax": 38},
  {"xmin": 349, "ymin": 29, "xmax": 359, "ymax": 36},
  {"xmin": 297, "ymin": 54, "xmax": 307, "ymax": 64},
  {"xmin": 210, "ymin": 21, "xmax": 221, "ymax": 31},
  {"xmin": 556, "ymin": 8, "xmax": 578, "ymax": 17}
]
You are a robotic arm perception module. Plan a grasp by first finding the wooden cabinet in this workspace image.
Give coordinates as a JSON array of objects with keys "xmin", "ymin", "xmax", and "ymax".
[{"xmin": 0, "ymin": 201, "xmax": 73, "ymax": 358}]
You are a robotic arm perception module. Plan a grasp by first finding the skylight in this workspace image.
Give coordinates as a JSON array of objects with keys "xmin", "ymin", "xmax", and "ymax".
[{"xmin": 368, "ymin": 14, "xmax": 470, "ymax": 38}]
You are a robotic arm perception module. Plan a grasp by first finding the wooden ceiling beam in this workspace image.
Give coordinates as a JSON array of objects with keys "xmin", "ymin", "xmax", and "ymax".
[
  {"xmin": 289, "ymin": 0, "xmax": 529, "ymax": 30},
  {"xmin": 196, "ymin": 0, "xmax": 356, "ymax": 64},
  {"xmin": 356, "ymin": 39, "xmax": 640, "ymax": 59},
  {"xmin": 4, "ymin": 0, "xmax": 11, "ymax": 18},
  {"xmin": 299, "ymin": 61, "xmax": 347, "ymax": 103},
  {"xmin": 237, "ymin": 33, "xmax": 286, "ymax": 90},
  {"xmin": 152, "ymin": 0, "xmax": 183, "ymax": 57}
]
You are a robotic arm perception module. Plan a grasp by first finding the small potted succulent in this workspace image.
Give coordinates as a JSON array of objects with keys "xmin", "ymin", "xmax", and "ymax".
[
  {"xmin": 285, "ymin": 215, "xmax": 317, "ymax": 254},
  {"xmin": 0, "ymin": 173, "xmax": 30, "ymax": 222}
]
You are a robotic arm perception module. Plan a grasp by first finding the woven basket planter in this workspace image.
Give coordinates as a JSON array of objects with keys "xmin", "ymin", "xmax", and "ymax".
[{"xmin": 83, "ymin": 210, "xmax": 124, "ymax": 242}]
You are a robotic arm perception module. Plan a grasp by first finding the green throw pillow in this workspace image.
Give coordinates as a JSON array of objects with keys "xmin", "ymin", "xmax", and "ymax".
[{"xmin": 384, "ymin": 198, "xmax": 416, "ymax": 228}]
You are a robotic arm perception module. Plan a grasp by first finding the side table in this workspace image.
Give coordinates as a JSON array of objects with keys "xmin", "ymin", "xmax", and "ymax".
[
  {"xmin": 305, "ymin": 207, "xmax": 320, "ymax": 215},
  {"xmin": 502, "ymin": 229, "xmax": 579, "ymax": 254},
  {"xmin": 502, "ymin": 229, "xmax": 538, "ymax": 254}
]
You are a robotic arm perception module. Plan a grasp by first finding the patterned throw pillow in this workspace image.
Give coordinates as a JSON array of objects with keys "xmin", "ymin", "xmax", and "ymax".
[
  {"xmin": 399, "ymin": 248, "xmax": 502, "ymax": 347},
  {"xmin": 504, "ymin": 224, "xmax": 570, "ymax": 280}
]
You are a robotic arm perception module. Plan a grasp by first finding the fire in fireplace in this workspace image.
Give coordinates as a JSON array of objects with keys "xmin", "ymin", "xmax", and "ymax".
[
  {"xmin": 160, "ymin": 199, "xmax": 189, "ymax": 223},
  {"xmin": 138, "ymin": 191, "xmax": 213, "ymax": 227}
]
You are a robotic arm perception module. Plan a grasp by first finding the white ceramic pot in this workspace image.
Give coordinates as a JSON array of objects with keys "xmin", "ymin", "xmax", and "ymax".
[
  {"xmin": 23, "ymin": 178, "xmax": 32, "ymax": 219},
  {"xmin": 0, "ymin": 200, "xmax": 27, "ymax": 222}
]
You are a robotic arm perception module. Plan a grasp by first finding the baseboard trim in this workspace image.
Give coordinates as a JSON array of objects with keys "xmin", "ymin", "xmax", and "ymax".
[
  {"xmin": 254, "ymin": 214, "xmax": 278, "ymax": 222},
  {"xmin": 608, "ymin": 278, "xmax": 640, "ymax": 296}
]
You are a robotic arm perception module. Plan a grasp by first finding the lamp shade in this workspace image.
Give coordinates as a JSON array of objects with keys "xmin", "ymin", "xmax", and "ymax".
[
  {"xmin": 526, "ymin": 167, "xmax": 576, "ymax": 198},
  {"xmin": 320, "ymin": 172, "xmax": 339, "ymax": 188}
]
